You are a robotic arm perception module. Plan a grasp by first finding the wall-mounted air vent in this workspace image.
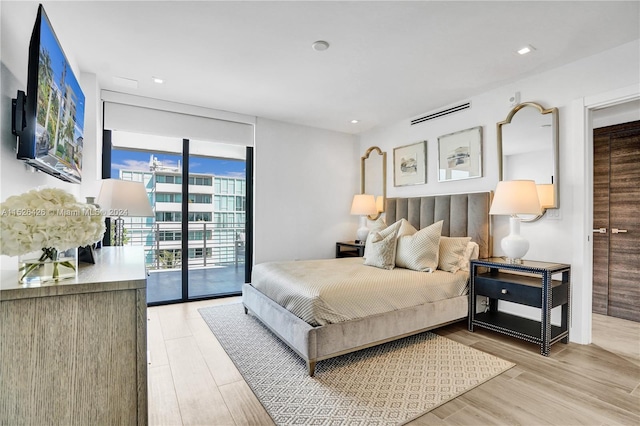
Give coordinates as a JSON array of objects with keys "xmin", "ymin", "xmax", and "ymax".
[{"xmin": 410, "ymin": 102, "xmax": 471, "ymax": 126}]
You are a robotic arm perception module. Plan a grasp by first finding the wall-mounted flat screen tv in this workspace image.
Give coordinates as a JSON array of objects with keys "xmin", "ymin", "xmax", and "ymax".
[{"xmin": 12, "ymin": 4, "xmax": 85, "ymax": 184}]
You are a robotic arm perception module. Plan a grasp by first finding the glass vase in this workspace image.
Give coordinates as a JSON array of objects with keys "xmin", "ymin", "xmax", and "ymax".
[{"xmin": 18, "ymin": 247, "xmax": 78, "ymax": 285}]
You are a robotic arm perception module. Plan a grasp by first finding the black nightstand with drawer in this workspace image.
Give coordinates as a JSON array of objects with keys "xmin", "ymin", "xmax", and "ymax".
[
  {"xmin": 336, "ymin": 241, "xmax": 365, "ymax": 258},
  {"xmin": 469, "ymin": 257, "xmax": 571, "ymax": 356}
]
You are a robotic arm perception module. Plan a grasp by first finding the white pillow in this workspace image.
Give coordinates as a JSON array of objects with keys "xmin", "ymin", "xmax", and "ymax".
[
  {"xmin": 397, "ymin": 218, "xmax": 417, "ymax": 238},
  {"xmin": 363, "ymin": 227, "xmax": 400, "ymax": 270},
  {"xmin": 458, "ymin": 241, "xmax": 480, "ymax": 272},
  {"xmin": 362, "ymin": 219, "xmax": 404, "ymax": 260},
  {"xmin": 367, "ymin": 216, "xmax": 386, "ymax": 233},
  {"xmin": 438, "ymin": 236, "xmax": 472, "ymax": 273},
  {"xmin": 395, "ymin": 220, "xmax": 443, "ymax": 272},
  {"xmin": 364, "ymin": 232, "xmax": 397, "ymax": 269}
]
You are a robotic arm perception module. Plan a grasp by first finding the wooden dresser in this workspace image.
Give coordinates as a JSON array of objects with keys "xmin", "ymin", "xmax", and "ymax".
[{"xmin": 0, "ymin": 247, "xmax": 148, "ymax": 425}]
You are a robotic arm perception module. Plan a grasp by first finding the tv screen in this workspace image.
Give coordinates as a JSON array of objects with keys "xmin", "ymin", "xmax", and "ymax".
[{"xmin": 13, "ymin": 4, "xmax": 85, "ymax": 184}]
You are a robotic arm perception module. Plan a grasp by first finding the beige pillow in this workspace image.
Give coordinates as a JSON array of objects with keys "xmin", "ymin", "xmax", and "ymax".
[
  {"xmin": 397, "ymin": 219, "xmax": 417, "ymax": 238},
  {"xmin": 438, "ymin": 236, "xmax": 472, "ymax": 273},
  {"xmin": 363, "ymin": 227, "xmax": 400, "ymax": 270},
  {"xmin": 395, "ymin": 220, "xmax": 443, "ymax": 272},
  {"xmin": 364, "ymin": 232, "xmax": 396, "ymax": 269},
  {"xmin": 458, "ymin": 241, "xmax": 480, "ymax": 272},
  {"xmin": 367, "ymin": 216, "xmax": 386, "ymax": 233},
  {"xmin": 363, "ymin": 219, "xmax": 402, "ymax": 260}
]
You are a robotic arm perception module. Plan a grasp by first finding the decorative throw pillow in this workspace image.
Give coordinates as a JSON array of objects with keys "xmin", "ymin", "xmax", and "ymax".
[
  {"xmin": 363, "ymin": 228, "xmax": 400, "ymax": 270},
  {"xmin": 395, "ymin": 220, "xmax": 443, "ymax": 272},
  {"xmin": 367, "ymin": 216, "xmax": 386, "ymax": 233},
  {"xmin": 397, "ymin": 218, "xmax": 417, "ymax": 238},
  {"xmin": 458, "ymin": 241, "xmax": 480, "ymax": 272},
  {"xmin": 363, "ymin": 219, "xmax": 402, "ymax": 260},
  {"xmin": 438, "ymin": 236, "xmax": 472, "ymax": 273}
]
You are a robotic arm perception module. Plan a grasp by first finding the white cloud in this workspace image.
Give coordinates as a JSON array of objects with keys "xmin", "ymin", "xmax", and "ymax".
[
  {"xmin": 112, "ymin": 159, "xmax": 150, "ymax": 172},
  {"xmin": 222, "ymin": 171, "xmax": 246, "ymax": 178}
]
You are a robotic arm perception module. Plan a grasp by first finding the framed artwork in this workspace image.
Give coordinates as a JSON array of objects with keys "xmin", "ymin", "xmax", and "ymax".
[
  {"xmin": 437, "ymin": 126, "xmax": 483, "ymax": 182},
  {"xmin": 393, "ymin": 141, "xmax": 426, "ymax": 186}
]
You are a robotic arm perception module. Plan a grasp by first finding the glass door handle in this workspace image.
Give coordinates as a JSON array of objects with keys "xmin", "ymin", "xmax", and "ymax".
[
  {"xmin": 612, "ymin": 228, "xmax": 628, "ymax": 234},
  {"xmin": 592, "ymin": 228, "xmax": 607, "ymax": 234}
]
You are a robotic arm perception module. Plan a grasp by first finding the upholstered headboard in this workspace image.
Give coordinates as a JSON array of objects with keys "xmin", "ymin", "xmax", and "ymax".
[{"xmin": 385, "ymin": 192, "xmax": 492, "ymax": 259}]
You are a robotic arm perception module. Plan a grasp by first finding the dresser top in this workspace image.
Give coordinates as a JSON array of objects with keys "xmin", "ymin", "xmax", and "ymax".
[{"xmin": 1, "ymin": 247, "xmax": 147, "ymax": 301}]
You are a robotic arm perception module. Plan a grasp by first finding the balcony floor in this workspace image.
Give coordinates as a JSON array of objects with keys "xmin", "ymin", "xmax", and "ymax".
[{"xmin": 147, "ymin": 265, "xmax": 245, "ymax": 304}]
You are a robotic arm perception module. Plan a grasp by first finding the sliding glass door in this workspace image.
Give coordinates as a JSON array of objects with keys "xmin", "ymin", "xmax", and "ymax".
[
  {"xmin": 106, "ymin": 130, "xmax": 250, "ymax": 305},
  {"xmin": 186, "ymin": 139, "xmax": 247, "ymax": 299}
]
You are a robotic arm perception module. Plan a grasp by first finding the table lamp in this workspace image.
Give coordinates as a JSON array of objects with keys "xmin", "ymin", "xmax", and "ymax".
[
  {"xmin": 350, "ymin": 194, "xmax": 377, "ymax": 243},
  {"xmin": 536, "ymin": 183, "xmax": 555, "ymax": 209},
  {"xmin": 97, "ymin": 179, "xmax": 154, "ymax": 246},
  {"xmin": 489, "ymin": 180, "xmax": 541, "ymax": 263}
]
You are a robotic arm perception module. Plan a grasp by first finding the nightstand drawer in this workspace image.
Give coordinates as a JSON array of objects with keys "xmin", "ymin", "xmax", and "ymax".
[
  {"xmin": 475, "ymin": 275, "xmax": 539, "ymax": 306},
  {"xmin": 475, "ymin": 272, "xmax": 569, "ymax": 308}
]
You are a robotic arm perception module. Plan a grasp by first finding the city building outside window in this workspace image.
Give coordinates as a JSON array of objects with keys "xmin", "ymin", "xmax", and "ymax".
[{"xmin": 118, "ymin": 157, "xmax": 245, "ymax": 269}]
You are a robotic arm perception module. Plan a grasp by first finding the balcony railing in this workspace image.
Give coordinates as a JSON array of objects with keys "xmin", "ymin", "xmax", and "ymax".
[{"xmin": 117, "ymin": 221, "xmax": 245, "ymax": 271}]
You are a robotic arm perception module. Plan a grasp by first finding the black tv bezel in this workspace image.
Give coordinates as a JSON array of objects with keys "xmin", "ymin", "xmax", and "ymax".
[{"xmin": 12, "ymin": 4, "xmax": 84, "ymax": 184}]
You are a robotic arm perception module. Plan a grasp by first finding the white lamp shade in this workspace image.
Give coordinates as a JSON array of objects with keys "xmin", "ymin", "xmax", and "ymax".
[
  {"xmin": 375, "ymin": 196, "xmax": 385, "ymax": 213},
  {"xmin": 350, "ymin": 194, "xmax": 377, "ymax": 216},
  {"xmin": 489, "ymin": 180, "xmax": 541, "ymax": 216},
  {"xmin": 536, "ymin": 184, "xmax": 555, "ymax": 209},
  {"xmin": 97, "ymin": 179, "xmax": 154, "ymax": 217}
]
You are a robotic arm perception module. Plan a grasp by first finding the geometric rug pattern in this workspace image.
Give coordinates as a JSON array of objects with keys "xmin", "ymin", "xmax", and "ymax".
[{"xmin": 199, "ymin": 303, "xmax": 514, "ymax": 426}]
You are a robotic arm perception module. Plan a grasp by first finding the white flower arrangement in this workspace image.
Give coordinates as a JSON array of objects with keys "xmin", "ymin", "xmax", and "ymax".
[{"xmin": 0, "ymin": 188, "xmax": 106, "ymax": 257}]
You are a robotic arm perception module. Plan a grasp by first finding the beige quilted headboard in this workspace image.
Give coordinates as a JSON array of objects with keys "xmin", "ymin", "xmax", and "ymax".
[{"xmin": 385, "ymin": 192, "xmax": 492, "ymax": 259}]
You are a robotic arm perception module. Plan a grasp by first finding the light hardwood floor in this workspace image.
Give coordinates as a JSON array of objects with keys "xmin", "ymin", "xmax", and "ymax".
[{"xmin": 148, "ymin": 298, "xmax": 640, "ymax": 425}]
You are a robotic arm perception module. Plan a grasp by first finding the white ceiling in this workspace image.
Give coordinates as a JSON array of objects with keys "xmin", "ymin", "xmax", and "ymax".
[{"xmin": 3, "ymin": 1, "xmax": 639, "ymax": 134}]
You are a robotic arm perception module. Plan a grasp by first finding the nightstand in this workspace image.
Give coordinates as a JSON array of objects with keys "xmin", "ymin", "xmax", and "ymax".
[
  {"xmin": 469, "ymin": 257, "xmax": 571, "ymax": 356},
  {"xmin": 335, "ymin": 241, "xmax": 365, "ymax": 258}
]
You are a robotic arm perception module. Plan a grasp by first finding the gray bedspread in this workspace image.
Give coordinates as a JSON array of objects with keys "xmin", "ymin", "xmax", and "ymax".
[{"xmin": 251, "ymin": 257, "xmax": 469, "ymax": 326}]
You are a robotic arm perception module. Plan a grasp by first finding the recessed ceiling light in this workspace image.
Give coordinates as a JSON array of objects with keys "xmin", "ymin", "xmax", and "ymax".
[
  {"xmin": 311, "ymin": 40, "xmax": 330, "ymax": 52},
  {"xmin": 152, "ymin": 77, "xmax": 164, "ymax": 84},
  {"xmin": 517, "ymin": 45, "xmax": 536, "ymax": 55},
  {"xmin": 351, "ymin": 119, "xmax": 359, "ymax": 124}
]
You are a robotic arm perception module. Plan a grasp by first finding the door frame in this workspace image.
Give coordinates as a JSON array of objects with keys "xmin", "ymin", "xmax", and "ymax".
[
  {"xmin": 572, "ymin": 84, "xmax": 640, "ymax": 344},
  {"xmin": 102, "ymin": 132, "xmax": 252, "ymax": 305}
]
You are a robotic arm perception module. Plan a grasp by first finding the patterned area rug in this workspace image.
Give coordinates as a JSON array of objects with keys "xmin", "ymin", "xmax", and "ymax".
[{"xmin": 199, "ymin": 303, "xmax": 514, "ymax": 426}]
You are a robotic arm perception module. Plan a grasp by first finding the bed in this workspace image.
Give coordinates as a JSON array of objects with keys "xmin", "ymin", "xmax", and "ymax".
[{"xmin": 242, "ymin": 192, "xmax": 492, "ymax": 376}]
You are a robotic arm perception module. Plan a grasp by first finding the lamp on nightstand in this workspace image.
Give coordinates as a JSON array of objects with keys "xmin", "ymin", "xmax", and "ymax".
[
  {"xmin": 489, "ymin": 180, "xmax": 541, "ymax": 263},
  {"xmin": 350, "ymin": 194, "xmax": 377, "ymax": 243},
  {"xmin": 97, "ymin": 179, "xmax": 154, "ymax": 246},
  {"xmin": 536, "ymin": 183, "xmax": 555, "ymax": 209}
]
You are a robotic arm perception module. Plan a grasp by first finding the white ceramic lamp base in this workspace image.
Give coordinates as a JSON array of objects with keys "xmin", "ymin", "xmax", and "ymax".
[
  {"xmin": 355, "ymin": 216, "xmax": 369, "ymax": 243},
  {"xmin": 501, "ymin": 216, "xmax": 530, "ymax": 263}
]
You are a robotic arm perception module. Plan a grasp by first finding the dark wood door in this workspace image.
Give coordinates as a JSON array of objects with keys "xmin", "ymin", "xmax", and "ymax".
[{"xmin": 593, "ymin": 120, "xmax": 640, "ymax": 322}]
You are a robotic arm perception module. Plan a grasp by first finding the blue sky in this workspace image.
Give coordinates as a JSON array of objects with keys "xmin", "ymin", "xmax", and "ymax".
[
  {"xmin": 40, "ymin": 10, "xmax": 85, "ymax": 134},
  {"xmin": 111, "ymin": 149, "xmax": 246, "ymax": 178}
]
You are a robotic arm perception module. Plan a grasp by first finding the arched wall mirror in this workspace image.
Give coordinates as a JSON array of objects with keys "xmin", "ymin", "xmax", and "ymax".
[
  {"xmin": 497, "ymin": 102, "xmax": 559, "ymax": 221},
  {"xmin": 361, "ymin": 146, "xmax": 387, "ymax": 220}
]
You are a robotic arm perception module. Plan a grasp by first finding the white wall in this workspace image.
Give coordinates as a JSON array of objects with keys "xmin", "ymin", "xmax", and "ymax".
[
  {"xmin": 79, "ymin": 72, "xmax": 103, "ymax": 200},
  {"xmin": 254, "ymin": 118, "xmax": 359, "ymax": 263},
  {"xmin": 359, "ymin": 39, "xmax": 640, "ymax": 343}
]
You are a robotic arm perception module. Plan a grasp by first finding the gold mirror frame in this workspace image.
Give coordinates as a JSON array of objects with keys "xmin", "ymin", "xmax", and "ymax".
[
  {"xmin": 497, "ymin": 102, "xmax": 559, "ymax": 222},
  {"xmin": 361, "ymin": 146, "xmax": 387, "ymax": 220}
]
